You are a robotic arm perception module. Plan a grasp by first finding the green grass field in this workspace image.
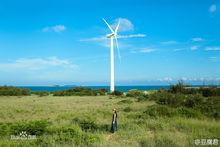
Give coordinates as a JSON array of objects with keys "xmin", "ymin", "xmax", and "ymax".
[{"xmin": 0, "ymin": 95, "xmax": 219, "ymax": 146}]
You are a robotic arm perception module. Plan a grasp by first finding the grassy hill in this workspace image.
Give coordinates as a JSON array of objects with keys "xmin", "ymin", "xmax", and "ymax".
[{"xmin": 0, "ymin": 94, "xmax": 219, "ymax": 146}]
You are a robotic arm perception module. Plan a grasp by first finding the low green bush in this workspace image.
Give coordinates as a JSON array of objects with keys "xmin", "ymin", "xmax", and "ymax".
[
  {"xmin": 199, "ymin": 87, "xmax": 220, "ymax": 97},
  {"xmin": 144, "ymin": 105, "xmax": 176, "ymax": 117},
  {"xmin": 176, "ymin": 107, "xmax": 202, "ymax": 118},
  {"xmin": 144, "ymin": 105, "xmax": 203, "ymax": 118},
  {"xmin": 0, "ymin": 86, "xmax": 31, "ymax": 96},
  {"xmin": 156, "ymin": 92, "xmax": 185, "ymax": 107},
  {"xmin": 110, "ymin": 90, "xmax": 123, "ymax": 96},
  {"xmin": 198, "ymin": 96, "xmax": 220, "ymax": 119},
  {"xmin": 42, "ymin": 125, "xmax": 100, "ymax": 146},
  {"xmin": 126, "ymin": 89, "xmax": 144, "ymax": 97},
  {"xmin": 53, "ymin": 87, "xmax": 107, "ymax": 96},
  {"xmin": 0, "ymin": 120, "xmax": 49, "ymax": 136},
  {"xmin": 72, "ymin": 117, "xmax": 111, "ymax": 133},
  {"xmin": 72, "ymin": 117, "xmax": 99, "ymax": 132}
]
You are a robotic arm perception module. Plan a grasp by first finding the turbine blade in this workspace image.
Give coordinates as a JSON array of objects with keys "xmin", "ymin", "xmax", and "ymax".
[
  {"xmin": 115, "ymin": 20, "xmax": 120, "ymax": 34},
  {"xmin": 115, "ymin": 36, "xmax": 121, "ymax": 62},
  {"xmin": 102, "ymin": 18, "xmax": 114, "ymax": 33}
]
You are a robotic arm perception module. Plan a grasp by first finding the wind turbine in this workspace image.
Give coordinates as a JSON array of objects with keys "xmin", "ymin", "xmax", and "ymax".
[{"xmin": 103, "ymin": 18, "xmax": 121, "ymax": 93}]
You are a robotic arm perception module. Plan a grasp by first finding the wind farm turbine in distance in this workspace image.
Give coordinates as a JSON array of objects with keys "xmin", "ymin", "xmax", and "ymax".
[{"xmin": 103, "ymin": 18, "xmax": 121, "ymax": 92}]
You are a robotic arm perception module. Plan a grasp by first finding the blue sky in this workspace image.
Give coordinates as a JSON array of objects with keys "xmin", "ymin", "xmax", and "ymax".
[{"xmin": 0, "ymin": 0, "xmax": 219, "ymax": 86}]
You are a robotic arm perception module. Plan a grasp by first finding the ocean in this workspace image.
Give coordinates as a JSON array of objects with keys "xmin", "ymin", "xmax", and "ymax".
[{"xmin": 19, "ymin": 86, "xmax": 171, "ymax": 92}]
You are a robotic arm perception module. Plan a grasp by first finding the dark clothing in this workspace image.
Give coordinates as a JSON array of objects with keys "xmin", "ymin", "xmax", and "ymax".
[{"xmin": 111, "ymin": 112, "xmax": 117, "ymax": 133}]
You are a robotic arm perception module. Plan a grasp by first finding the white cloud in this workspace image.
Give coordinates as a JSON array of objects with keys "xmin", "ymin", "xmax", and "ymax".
[
  {"xmin": 158, "ymin": 77, "xmax": 173, "ymax": 82},
  {"xmin": 140, "ymin": 48, "xmax": 156, "ymax": 53},
  {"xmin": 205, "ymin": 47, "xmax": 220, "ymax": 51},
  {"xmin": 190, "ymin": 46, "xmax": 199, "ymax": 50},
  {"xmin": 0, "ymin": 57, "xmax": 78, "ymax": 84},
  {"xmin": 209, "ymin": 4, "xmax": 217, "ymax": 13},
  {"xmin": 79, "ymin": 34, "xmax": 146, "ymax": 42},
  {"xmin": 131, "ymin": 48, "xmax": 156, "ymax": 54},
  {"xmin": 173, "ymin": 48, "xmax": 184, "ymax": 52},
  {"xmin": 192, "ymin": 37, "xmax": 204, "ymax": 42},
  {"xmin": 118, "ymin": 34, "xmax": 146, "ymax": 39},
  {"xmin": 111, "ymin": 18, "xmax": 134, "ymax": 32},
  {"xmin": 42, "ymin": 25, "xmax": 66, "ymax": 33},
  {"xmin": 0, "ymin": 57, "xmax": 77, "ymax": 72},
  {"xmin": 161, "ymin": 40, "xmax": 178, "ymax": 45},
  {"xmin": 79, "ymin": 36, "xmax": 106, "ymax": 42}
]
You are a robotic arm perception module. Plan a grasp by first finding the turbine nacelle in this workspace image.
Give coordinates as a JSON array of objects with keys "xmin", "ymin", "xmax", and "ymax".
[{"xmin": 107, "ymin": 33, "xmax": 115, "ymax": 38}]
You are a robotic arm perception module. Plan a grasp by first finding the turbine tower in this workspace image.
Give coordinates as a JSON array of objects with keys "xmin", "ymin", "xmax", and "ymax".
[{"xmin": 103, "ymin": 18, "xmax": 121, "ymax": 92}]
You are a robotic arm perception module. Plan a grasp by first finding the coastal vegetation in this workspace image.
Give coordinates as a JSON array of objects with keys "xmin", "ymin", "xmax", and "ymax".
[{"xmin": 0, "ymin": 83, "xmax": 219, "ymax": 146}]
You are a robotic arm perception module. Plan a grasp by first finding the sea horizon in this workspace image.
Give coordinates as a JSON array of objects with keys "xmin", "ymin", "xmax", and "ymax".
[{"xmin": 13, "ymin": 84, "xmax": 220, "ymax": 92}]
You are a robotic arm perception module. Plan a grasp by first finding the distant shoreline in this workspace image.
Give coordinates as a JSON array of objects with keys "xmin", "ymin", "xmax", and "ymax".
[{"xmin": 16, "ymin": 85, "xmax": 220, "ymax": 92}]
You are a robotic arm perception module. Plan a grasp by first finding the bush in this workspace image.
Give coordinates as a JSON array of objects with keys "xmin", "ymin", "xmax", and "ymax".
[
  {"xmin": 110, "ymin": 90, "xmax": 123, "ymax": 96},
  {"xmin": 184, "ymin": 95, "xmax": 204, "ymax": 108},
  {"xmin": 10, "ymin": 120, "xmax": 49, "ymax": 136},
  {"xmin": 144, "ymin": 105, "xmax": 176, "ymax": 117},
  {"xmin": 126, "ymin": 89, "xmax": 144, "ymax": 97},
  {"xmin": 53, "ymin": 87, "xmax": 107, "ymax": 96},
  {"xmin": 176, "ymin": 107, "xmax": 202, "ymax": 118},
  {"xmin": 0, "ymin": 86, "xmax": 31, "ymax": 96},
  {"xmin": 156, "ymin": 92, "xmax": 185, "ymax": 107},
  {"xmin": 144, "ymin": 105, "xmax": 203, "ymax": 118},
  {"xmin": 72, "ymin": 118, "xmax": 99, "ymax": 132},
  {"xmin": 0, "ymin": 120, "xmax": 49, "ymax": 136},
  {"xmin": 199, "ymin": 87, "xmax": 220, "ymax": 97},
  {"xmin": 168, "ymin": 81, "xmax": 186, "ymax": 94},
  {"xmin": 126, "ymin": 89, "xmax": 149, "ymax": 101},
  {"xmin": 198, "ymin": 96, "xmax": 220, "ymax": 119},
  {"xmin": 44, "ymin": 125, "xmax": 100, "ymax": 146},
  {"xmin": 168, "ymin": 81, "xmax": 199, "ymax": 95}
]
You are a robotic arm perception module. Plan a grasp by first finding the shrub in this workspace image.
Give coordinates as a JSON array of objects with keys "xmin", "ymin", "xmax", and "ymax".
[
  {"xmin": 0, "ymin": 86, "xmax": 31, "ymax": 96},
  {"xmin": 176, "ymin": 107, "xmax": 202, "ymax": 118},
  {"xmin": 156, "ymin": 93, "xmax": 185, "ymax": 107},
  {"xmin": 168, "ymin": 80, "xmax": 186, "ymax": 94},
  {"xmin": 168, "ymin": 81, "xmax": 199, "ymax": 95},
  {"xmin": 110, "ymin": 90, "xmax": 123, "ymax": 96},
  {"xmin": 72, "ymin": 117, "xmax": 98, "ymax": 132},
  {"xmin": 95, "ymin": 88, "xmax": 107, "ymax": 95},
  {"xmin": 199, "ymin": 87, "xmax": 220, "ymax": 97},
  {"xmin": 10, "ymin": 120, "xmax": 49, "ymax": 136},
  {"xmin": 53, "ymin": 87, "xmax": 107, "ymax": 96},
  {"xmin": 126, "ymin": 89, "xmax": 144, "ymax": 97},
  {"xmin": 198, "ymin": 96, "xmax": 220, "ymax": 119},
  {"xmin": 0, "ymin": 120, "xmax": 49, "ymax": 136},
  {"xmin": 137, "ymin": 95, "xmax": 149, "ymax": 102},
  {"xmin": 126, "ymin": 89, "xmax": 149, "ymax": 101},
  {"xmin": 44, "ymin": 125, "xmax": 100, "ymax": 146},
  {"xmin": 144, "ymin": 105, "xmax": 176, "ymax": 117},
  {"xmin": 183, "ymin": 95, "xmax": 204, "ymax": 108}
]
